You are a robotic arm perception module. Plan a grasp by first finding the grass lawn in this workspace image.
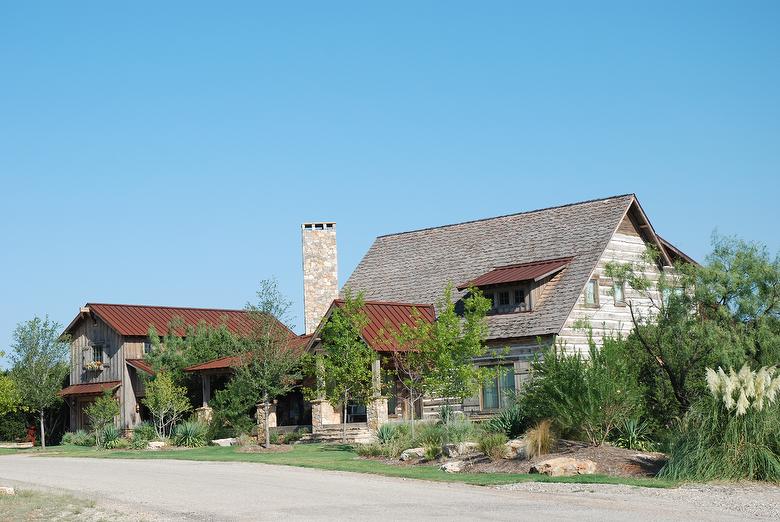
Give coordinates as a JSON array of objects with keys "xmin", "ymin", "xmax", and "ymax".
[
  {"xmin": 0, "ymin": 489, "xmax": 107, "ymax": 521},
  {"xmin": 3, "ymin": 443, "xmax": 674, "ymax": 488}
]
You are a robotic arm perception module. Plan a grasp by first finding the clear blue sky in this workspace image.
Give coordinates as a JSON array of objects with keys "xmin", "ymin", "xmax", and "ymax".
[{"xmin": 1, "ymin": 2, "xmax": 779, "ymax": 360}]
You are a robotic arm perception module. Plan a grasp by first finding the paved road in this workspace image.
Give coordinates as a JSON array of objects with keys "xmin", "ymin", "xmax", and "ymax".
[{"xmin": 0, "ymin": 454, "xmax": 763, "ymax": 521}]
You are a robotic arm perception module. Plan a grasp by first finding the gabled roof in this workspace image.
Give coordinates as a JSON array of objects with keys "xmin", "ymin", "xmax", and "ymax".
[
  {"xmin": 344, "ymin": 194, "xmax": 678, "ymax": 340},
  {"xmin": 457, "ymin": 257, "xmax": 573, "ymax": 290},
  {"xmin": 63, "ymin": 303, "xmax": 294, "ymax": 339},
  {"xmin": 306, "ymin": 300, "xmax": 436, "ymax": 352},
  {"xmin": 58, "ymin": 381, "xmax": 120, "ymax": 397}
]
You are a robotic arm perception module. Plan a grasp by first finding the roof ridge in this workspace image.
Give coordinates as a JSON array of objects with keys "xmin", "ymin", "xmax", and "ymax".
[
  {"xmin": 88, "ymin": 302, "xmax": 247, "ymax": 313},
  {"xmin": 490, "ymin": 256, "xmax": 575, "ymax": 270},
  {"xmin": 334, "ymin": 299, "xmax": 435, "ymax": 308},
  {"xmin": 377, "ymin": 193, "xmax": 636, "ymax": 238}
]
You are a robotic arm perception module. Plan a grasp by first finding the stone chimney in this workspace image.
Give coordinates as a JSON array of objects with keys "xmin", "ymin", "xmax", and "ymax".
[{"xmin": 301, "ymin": 222, "xmax": 338, "ymax": 334}]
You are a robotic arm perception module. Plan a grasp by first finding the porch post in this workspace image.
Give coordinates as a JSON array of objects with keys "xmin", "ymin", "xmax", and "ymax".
[
  {"xmin": 311, "ymin": 354, "xmax": 336, "ymax": 430},
  {"xmin": 195, "ymin": 373, "xmax": 213, "ymax": 424},
  {"xmin": 366, "ymin": 354, "xmax": 388, "ymax": 434}
]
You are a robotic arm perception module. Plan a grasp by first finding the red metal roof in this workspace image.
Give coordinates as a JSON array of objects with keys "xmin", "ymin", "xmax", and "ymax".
[
  {"xmin": 126, "ymin": 359, "xmax": 155, "ymax": 375},
  {"xmin": 184, "ymin": 334, "xmax": 314, "ymax": 373},
  {"xmin": 65, "ymin": 303, "xmax": 293, "ymax": 339},
  {"xmin": 332, "ymin": 300, "xmax": 436, "ymax": 352},
  {"xmin": 457, "ymin": 257, "xmax": 573, "ymax": 290},
  {"xmin": 58, "ymin": 381, "xmax": 121, "ymax": 397}
]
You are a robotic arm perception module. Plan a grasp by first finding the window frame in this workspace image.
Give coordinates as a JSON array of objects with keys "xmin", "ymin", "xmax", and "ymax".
[
  {"xmin": 92, "ymin": 344, "xmax": 104, "ymax": 363},
  {"xmin": 612, "ymin": 280, "xmax": 626, "ymax": 306},
  {"xmin": 584, "ymin": 277, "xmax": 600, "ymax": 308},
  {"xmin": 480, "ymin": 364, "xmax": 517, "ymax": 411}
]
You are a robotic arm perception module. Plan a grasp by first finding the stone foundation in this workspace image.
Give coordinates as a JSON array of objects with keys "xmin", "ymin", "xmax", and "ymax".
[
  {"xmin": 195, "ymin": 406, "xmax": 213, "ymax": 424},
  {"xmin": 256, "ymin": 403, "xmax": 277, "ymax": 442}
]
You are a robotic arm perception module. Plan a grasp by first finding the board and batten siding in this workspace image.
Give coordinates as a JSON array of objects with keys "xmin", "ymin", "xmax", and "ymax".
[
  {"xmin": 68, "ymin": 318, "xmax": 148, "ymax": 431},
  {"xmin": 557, "ymin": 214, "xmax": 666, "ymax": 353}
]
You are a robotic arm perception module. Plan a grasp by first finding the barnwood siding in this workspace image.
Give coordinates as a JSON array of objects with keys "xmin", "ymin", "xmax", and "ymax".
[
  {"xmin": 69, "ymin": 320, "xmax": 149, "ymax": 431},
  {"xmin": 422, "ymin": 335, "xmax": 551, "ymax": 419},
  {"xmin": 557, "ymin": 214, "xmax": 665, "ymax": 353}
]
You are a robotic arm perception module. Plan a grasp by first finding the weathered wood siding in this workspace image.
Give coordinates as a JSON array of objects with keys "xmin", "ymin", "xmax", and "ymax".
[
  {"xmin": 422, "ymin": 335, "xmax": 552, "ymax": 419},
  {"xmin": 557, "ymin": 214, "xmax": 666, "ymax": 353},
  {"xmin": 68, "ymin": 321, "xmax": 148, "ymax": 431}
]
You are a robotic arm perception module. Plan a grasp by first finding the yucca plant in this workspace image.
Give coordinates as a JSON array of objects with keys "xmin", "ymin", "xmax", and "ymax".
[
  {"xmin": 612, "ymin": 418, "xmax": 656, "ymax": 452},
  {"xmin": 172, "ymin": 421, "xmax": 208, "ymax": 448},
  {"xmin": 100, "ymin": 425, "xmax": 121, "ymax": 449},
  {"xmin": 661, "ymin": 364, "xmax": 780, "ymax": 482},
  {"xmin": 377, "ymin": 423, "xmax": 399, "ymax": 444},
  {"xmin": 484, "ymin": 404, "xmax": 527, "ymax": 438}
]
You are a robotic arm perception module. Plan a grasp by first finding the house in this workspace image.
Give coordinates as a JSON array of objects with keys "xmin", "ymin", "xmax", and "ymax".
[
  {"xmin": 58, "ymin": 303, "xmax": 300, "ymax": 433},
  {"xmin": 60, "ymin": 193, "xmax": 692, "ymax": 437},
  {"xmin": 335, "ymin": 193, "xmax": 693, "ymax": 419}
]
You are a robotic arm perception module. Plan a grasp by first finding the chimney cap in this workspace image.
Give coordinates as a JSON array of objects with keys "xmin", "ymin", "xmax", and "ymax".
[{"xmin": 302, "ymin": 222, "xmax": 336, "ymax": 230}]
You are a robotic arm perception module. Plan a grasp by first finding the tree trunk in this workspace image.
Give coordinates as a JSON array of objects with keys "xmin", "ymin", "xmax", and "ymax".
[
  {"xmin": 409, "ymin": 398, "xmax": 416, "ymax": 439},
  {"xmin": 39, "ymin": 411, "xmax": 46, "ymax": 449},
  {"xmin": 264, "ymin": 396, "xmax": 271, "ymax": 449},
  {"xmin": 342, "ymin": 391, "xmax": 348, "ymax": 444}
]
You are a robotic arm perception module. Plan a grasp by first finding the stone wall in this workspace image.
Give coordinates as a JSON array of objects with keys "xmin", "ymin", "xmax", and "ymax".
[{"xmin": 302, "ymin": 223, "xmax": 338, "ymax": 334}]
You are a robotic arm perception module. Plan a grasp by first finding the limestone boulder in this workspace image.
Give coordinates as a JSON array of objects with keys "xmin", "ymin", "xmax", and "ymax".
[
  {"xmin": 440, "ymin": 460, "xmax": 465, "ymax": 473},
  {"xmin": 530, "ymin": 457, "xmax": 597, "ymax": 477},
  {"xmin": 442, "ymin": 442, "xmax": 479, "ymax": 458},
  {"xmin": 399, "ymin": 447, "xmax": 426, "ymax": 461},
  {"xmin": 211, "ymin": 438, "xmax": 237, "ymax": 447},
  {"xmin": 0, "ymin": 487, "xmax": 15, "ymax": 496},
  {"xmin": 504, "ymin": 438, "xmax": 527, "ymax": 460},
  {"xmin": 147, "ymin": 441, "xmax": 167, "ymax": 451}
]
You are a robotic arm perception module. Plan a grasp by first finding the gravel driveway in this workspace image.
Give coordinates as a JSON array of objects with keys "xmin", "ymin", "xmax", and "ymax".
[{"xmin": 0, "ymin": 454, "xmax": 777, "ymax": 521}]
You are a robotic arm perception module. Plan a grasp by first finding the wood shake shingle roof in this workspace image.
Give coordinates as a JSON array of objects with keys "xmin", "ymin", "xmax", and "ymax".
[{"xmin": 343, "ymin": 194, "xmax": 638, "ymax": 340}]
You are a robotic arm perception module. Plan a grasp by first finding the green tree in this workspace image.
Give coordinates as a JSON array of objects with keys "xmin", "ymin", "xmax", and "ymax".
[
  {"xmin": 233, "ymin": 279, "xmax": 304, "ymax": 447},
  {"xmin": 422, "ymin": 285, "xmax": 494, "ymax": 421},
  {"xmin": 605, "ymin": 234, "xmax": 780, "ymax": 424},
  {"xmin": 142, "ymin": 372, "xmax": 191, "ymax": 438},
  {"xmin": 9, "ymin": 317, "xmax": 69, "ymax": 448},
  {"xmin": 85, "ymin": 390, "xmax": 120, "ymax": 446},
  {"xmin": 314, "ymin": 289, "xmax": 375, "ymax": 444}
]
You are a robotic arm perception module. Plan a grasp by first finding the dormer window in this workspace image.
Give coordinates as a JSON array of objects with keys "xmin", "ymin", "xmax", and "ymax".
[{"xmin": 458, "ymin": 257, "xmax": 573, "ymax": 316}]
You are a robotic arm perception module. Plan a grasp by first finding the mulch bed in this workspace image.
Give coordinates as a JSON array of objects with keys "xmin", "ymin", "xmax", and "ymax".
[{"xmin": 361, "ymin": 440, "xmax": 667, "ymax": 478}]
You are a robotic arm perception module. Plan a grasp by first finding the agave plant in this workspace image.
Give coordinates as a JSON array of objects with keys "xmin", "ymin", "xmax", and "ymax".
[{"xmin": 172, "ymin": 421, "xmax": 208, "ymax": 448}]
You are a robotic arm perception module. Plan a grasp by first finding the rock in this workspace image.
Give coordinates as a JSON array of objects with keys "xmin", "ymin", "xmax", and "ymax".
[
  {"xmin": 211, "ymin": 438, "xmax": 237, "ymax": 447},
  {"xmin": 399, "ymin": 447, "xmax": 426, "ymax": 461},
  {"xmin": 530, "ymin": 457, "xmax": 597, "ymax": 477},
  {"xmin": 504, "ymin": 438, "xmax": 527, "ymax": 460},
  {"xmin": 147, "ymin": 441, "xmax": 167, "ymax": 450},
  {"xmin": 0, "ymin": 487, "xmax": 15, "ymax": 495},
  {"xmin": 442, "ymin": 442, "xmax": 479, "ymax": 458},
  {"xmin": 0, "ymin": 442, "xmax": 33, "ymax": 449},
  {"xmin": 440, "ymin": 460, "xmax": 465, "ymax": 473}
]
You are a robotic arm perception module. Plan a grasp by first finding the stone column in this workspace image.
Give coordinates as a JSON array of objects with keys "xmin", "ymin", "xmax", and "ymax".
[
  {"xmin": 366, "ymin": 354, "xmax": 388, "ymax": 433},
  {"xmin": 256, "ymin": 402, "xmax": 277, "ymax": 442},
  {"xmin": 311, "ymin": 399, "xmax": 337, "ymax": 430}
]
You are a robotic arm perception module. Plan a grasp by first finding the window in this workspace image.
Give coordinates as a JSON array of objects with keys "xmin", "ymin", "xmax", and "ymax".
[
  {"xmin": 481, "ymin": 365, "xmax": 516, "ymax": 410},
  {"xmin": 514, "ymin": 288, "xmax": 525, "ymax": 305},
  {"xmin": 498, "ymin": 291, "xmax": 510, "ymax": 306},
  {"xmin": 585, "ymin": 278, "xmax": 599, "ymax": 306},
  {"xmin": 484, "ymin": 293, "xmax": 495, "ymax": 308},
  {"xmin": 92, "ymin": 344, "xmax": 104, "ymax": 363},
  {"xmin": 143, "ymin": 341, "xmax": 153, "ymax": 355},
  {"xmin": 613, "ymin": 281, "xmax": 625, "ymax": 305}
]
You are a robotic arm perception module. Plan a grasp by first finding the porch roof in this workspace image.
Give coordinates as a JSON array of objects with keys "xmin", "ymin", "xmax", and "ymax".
[
  {"xmin": 58, "ymin": 381, "xmax": 121, "ymax": 397},
  {"xmin": 126, "ymin": 358, "xmax": 155, "ymax": 375}
]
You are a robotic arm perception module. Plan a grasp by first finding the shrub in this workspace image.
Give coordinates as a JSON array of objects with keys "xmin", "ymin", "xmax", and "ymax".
[
  {"xmin": 85, "ymin": 391, "xmax": 120, "ymax": 446},
  {"xmin": 355, "ymin": 443, "xmax": 383, "ymax": 457},
  {"xmin": 269, "ymin": 432, "xmax": 280, "ymax": 445},
  {"xmin": 660, "ymin": 365, "xmax": 780, "ymax": 482},
  {"xmin": 521, "ymin": 337, "xmax": 642, "ymax": 445},
  {"xmin": 61, "ymin": 432, "xmax": 75, "ymax": 445},
  {"xmin": 444, "ymin": 418, "xmax": 477, "ymax": 443},
  {"xmin": 413, "ymin": 422, "xmax": 445, "ymax": 448},
  {"xmin": 423, "ymin": 444, "xmax": 440, "ymax": 461},
  {"xmin": 100, "ymin": 425, "xmax": 121, "ymax": 449},
  {"xmin": 478, "ymin": 432, "xmax": 508, "ymax": 461},
  {"xmin": 172, "ymin": 421, "xmax": 208, "ymax": 448},
  {"xmin": 611, "ymin": 418, "xmax": 656, "ymax": 452},
  {"xmin": 69, "ymin": 430, "xmax": 95, "ymax": 447},
  {"xmin": 143, "ymin": 372, "xmax": 192, "ymax": 438},
  {"xmin": 524, "ymin": 419, "xmax": 555, "ymax": 458},
  {"xmin": 236, "ymin": 433, "xmax": 253, "ymax": 447},
  {"xmin": 133, "ymin": 422, "xmax": 157, "ymax": 442},
  {"xmin": 484, "ymin": 404, "xmax": 528, "ymax": 439},
  {"xmin": 283, "ymin": 429, "xmax": 305, "ymax": 444},
  {"xmin": 377, "ymin": 423, "xmax": 399, "ymax": 444}
]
